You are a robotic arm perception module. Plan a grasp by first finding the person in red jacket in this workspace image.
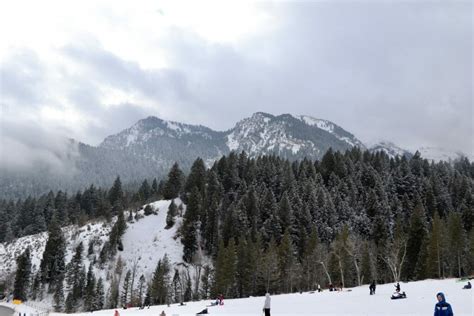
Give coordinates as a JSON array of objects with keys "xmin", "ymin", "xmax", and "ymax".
[{"xmin": 114, "ymin": 310, "xmax": 120, "ymax": 316}]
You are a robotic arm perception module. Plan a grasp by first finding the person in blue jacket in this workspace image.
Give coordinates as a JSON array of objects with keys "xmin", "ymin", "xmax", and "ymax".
[{"xmin": 434, "ymin": 292, "xmax": 453, "ymax": 316}]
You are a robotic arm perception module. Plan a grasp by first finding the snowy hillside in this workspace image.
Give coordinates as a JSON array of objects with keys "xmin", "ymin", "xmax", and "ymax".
[
  {"xmin": 0, "ymin": 199, "xmax": 192, "ymax": 305},
  {"xmin": 0, "ymin": 222, "xmax": 111, "ymax": 279},
  {"xmin": 368, "ymin": 141, "xmax": 412, "ymax": 158},
  {"xmin": 417, "ymin": 146, "xmax": 472, "ymax": 162},
  {"xmin": 118, "ymin": 199, "xmax": 192, "ymax": 282},
  {"xmin": 226, "ymin": 112, "xmax": 364, "ymax": 158},
  {"xmin": 16, "ymin": 278, "xmax": 467, "ymax": 316},
  {"xmin": 2, "ymin": 112, "xmax": 471, "ymax": 199}
]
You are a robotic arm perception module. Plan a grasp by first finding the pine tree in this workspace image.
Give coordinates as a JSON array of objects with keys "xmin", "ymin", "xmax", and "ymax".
[
  {"xmin": 151, "ymin": 178, "xmax": 159, "ymax": 197},
  {"xmin": 95, "ymin": 277, "xmax": 105, "ymax": 310},
  {"xmin": 163, "ymin": 162, "xmax": 185, "ymax": 199},
  {"xmin": 13, "ymin": 247, "xmax": 31, "ymax": 301},
  {"xmin": 139, "ymin": 179, "xmax": 152, "ymax": 202},
  {"xmin": 447, "ymin": 212, "xmax": 466, "ymax": 277},
  {"xmin": 53, "ymin": 276, "xmax": 65, "ymax": 312},
  {"xmin": 109, "ymin": 207, "xmax": 127, "ymax": 257},
  {"xmin": 65, "ymin": 292, "xmax": 75, "ymax": 313},
  {"xmin": 200, "ymin": 265, "xmax": 212, "ymax": 299},
  {"xmin": 425, "ymin": 213, "xmax": 444, "ymax": 278},
  {"xmin": 137, "ymin": 275, "xmax": 146, "ymax": 307},
  {"xmin": 278, "ymin": 229, "xmax": 295, "ymax": 293},
  {"xmin": 166, "ymin": 199, "xmax": 178, "ymax": 228},
  {"xmin": 182, "ymin": 188, "xmax": 201, "ymax": 262},
  {"xmin": 260, "ymin": 238, "xmax": 279, "ymax": 293},
  {"xmin": 107, "ymin": 275, "xmax": 120, "ymax": 309},
  {"xmin": 108, "ymin": 176, "xmax": 123, "ymax": 207},
  {"xmin": 65, "ymin": 242, "xmax": 85, "ymax": 309},
  {"xmin": 144, "ymin": 204, "xmax": 153, "ymax": 216},
  {"xmin": 40, "ymin": 214, "xmax": 66, "ymax": 292},
  {"xmin": 185, "ymin": 158, "xmax": 207, "ymax": 197},
  {"xmin": 150, "ymin": 255, "xmax": 171, "ymax": 304},
  {"xmin": 331, "ymin": 225, "xmax": 351, "ymax": 288},
  {"xmin": 403, "ymin": 200, "xmax": 427, "ymax": 280},
  {"xmin": 235, "ymin": 238, "xmax": 253, "ymax": 298},
  {"xmin": 122, "ymin": 270, "xmax": 131, "ymax": 306},
  {"xmin": 85, "ymin": 264, "xmax": 96, "ymax": 311}
]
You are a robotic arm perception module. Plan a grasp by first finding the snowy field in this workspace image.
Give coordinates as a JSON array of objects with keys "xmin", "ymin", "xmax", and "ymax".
[
  {"xmin": 1, "ymin": 278, "xmax": 472, "ymax": 315},
  {"xmin": 32, "ymin": 278, "xmax": 469, "ymax": 316}
]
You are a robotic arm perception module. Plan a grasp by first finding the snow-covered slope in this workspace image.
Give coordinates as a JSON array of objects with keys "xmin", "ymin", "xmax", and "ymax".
[
  {"xmin": 0, "ymin": 222, "xmax": 111, "ymax": 279},
  {"xmin": 369, "ymin": 141, "xmax": 412, "ymax": 158},
  {"xmin": 0, "ymin": 199, "xmax": 191, "ymax": 305},
  {"xmin": 100, "ymin": 116, "xmax": 223, "ymax": 151},
  {"xmin": 417, "ymin": 146, "xmax": 472, "ymax": 162},
  {"xmin": 38, "ymin": 278, "xmax": 474, "ymax": 316},
  {"xmin": 226, "ymin": 113, "xmax": 365, "ymax": 159},
  {"xmin": 118, "ymin": 199, "xmax": 191, "ymax": 281}
]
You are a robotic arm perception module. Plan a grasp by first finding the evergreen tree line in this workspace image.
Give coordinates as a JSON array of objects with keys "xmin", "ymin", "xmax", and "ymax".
[
  {"xmin": 7, "ymin": 149, "xmax": 474, "ymax": 311},
  {"xmin": 0, "ymin": 174, "xmax": 169, "ymax": 243},
  {"xmin": 173, "ymin": 150, "xmax": 474, "ymax": 297}
]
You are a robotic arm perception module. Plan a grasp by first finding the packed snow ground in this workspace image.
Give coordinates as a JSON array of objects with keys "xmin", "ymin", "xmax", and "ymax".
[{"xmin": 45, "ymin": 279, "xmax": 474, "ymax": 316}]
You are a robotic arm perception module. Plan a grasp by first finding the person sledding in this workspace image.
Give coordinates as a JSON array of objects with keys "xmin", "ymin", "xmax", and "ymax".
[
  {"xmin": 462, "ymin": 281, "xmax": 471, "ymax": 289},
  {"xmin": 394, "ymin": 282, "xmax": 401, "ymax": 293},
  {"xmin": 391, "ymin": 291, "xmax": 407, "ymax": 299}
]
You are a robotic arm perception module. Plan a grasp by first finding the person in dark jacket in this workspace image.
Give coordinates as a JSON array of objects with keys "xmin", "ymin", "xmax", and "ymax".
[
  {"xmin": 395, "ymin": 282, "xmax": 401, "ymax": 292},
  {"xmin": 369, "ymin": 280, "xmax": 376, "ymax": 295},
  {"xmin": 434, "ymin": 292, "xmax": 453, "ymax": 316},
  {"xmin": 462, "ymin": 281, "xmax": 471, "ymax": 289}
]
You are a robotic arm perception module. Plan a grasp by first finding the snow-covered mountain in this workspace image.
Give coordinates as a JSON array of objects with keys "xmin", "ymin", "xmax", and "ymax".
[
  {"xmin": 99, "ymin": 112, "xmax": 364, "ymax": 162},
  {"xmin": 226, "ymin": 113, "xmax": 365, "ymax": 158},
  {"xmin": 1, "ymin": 112, "xmax": 470, "ymax": 199},
  {"xmin": 368, "ymin": 141, "xmax": 412, "ymax": 159},
  {"xmin": 417, "ymin": 146, "xmax": 472, "ymax": 162}
]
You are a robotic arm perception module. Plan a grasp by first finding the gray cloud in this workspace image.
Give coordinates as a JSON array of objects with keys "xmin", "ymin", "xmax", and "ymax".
[
  {"xmin": 0, "ymin": 115, "xmax": 79, "ymax": 175},
  {"xmin": 1, "ymin": 1, "xmax": 472, "ymax": 162},
  {"xmin": 0, "ymin": 49, "xmax": 46, "ymax": 108},
  {"xmin": 161, "ymin": 1, "xmax": 471, "ymax": 153}
]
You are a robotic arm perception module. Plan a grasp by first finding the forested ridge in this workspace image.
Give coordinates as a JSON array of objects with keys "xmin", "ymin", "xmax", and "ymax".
[{"xmin": 3, "ymin": 148, "xmax": 474, "ymax": 312}]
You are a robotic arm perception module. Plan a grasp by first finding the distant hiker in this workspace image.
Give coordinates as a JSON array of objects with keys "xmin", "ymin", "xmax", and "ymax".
[
  {"xmin": 329, "ymin": 283, "xmax": 334, "ymax": 292},
  {"xmin": 369, "ymin": 280, "xmax": 376, "ymax": 295},
  {"xmin": 462, "ymin": 281, "xmax": 471, "ymax": 289},
  {"xmin": 114, "ymin": 310, "xmax": 120, "ymax": 316},
  {"xmin": 434, "ymin": 292, "xmax": 453, "ymax": 316},
  {"xmin": 218, "ymin": 294, "xmax": 224, "ymax": 305},
  {"xmin": 263, "ymin": 293, "xmax": 271, "ymax": 316},
  {"xmin": 317, "ymin": 284, "xmax": 322, "ymax": 292},
  {"xmin": 395, "ymin": 282, "xmax": 401, "ymax": 293}
]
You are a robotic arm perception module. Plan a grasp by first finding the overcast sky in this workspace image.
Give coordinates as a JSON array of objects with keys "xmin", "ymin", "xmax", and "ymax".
[{"xmin": 0, "ymin": 0, "xmax": 472, "ymax": 162}]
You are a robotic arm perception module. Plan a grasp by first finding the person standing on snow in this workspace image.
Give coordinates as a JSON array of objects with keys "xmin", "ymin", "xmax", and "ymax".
[
  {"xmin": 263, "ymin": 293, "xmax": 271, "ymax": 316},
  {"xmin": 434, "ymin": 292, "xmax": 453, "ymax": 316}
]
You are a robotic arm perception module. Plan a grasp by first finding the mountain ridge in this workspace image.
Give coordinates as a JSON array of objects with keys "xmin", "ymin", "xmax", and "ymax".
[{"xmin": 0, "ymin": 112, "xmax": 470, "ymax": 199}]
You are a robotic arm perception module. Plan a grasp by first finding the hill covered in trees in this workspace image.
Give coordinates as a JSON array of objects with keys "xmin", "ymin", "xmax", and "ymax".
[{"xmin": 1, "ymin": 149, "xmax": 473, "ymax": 312}]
